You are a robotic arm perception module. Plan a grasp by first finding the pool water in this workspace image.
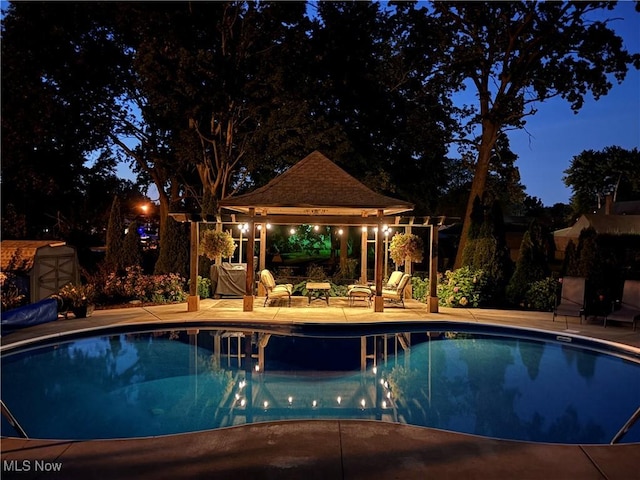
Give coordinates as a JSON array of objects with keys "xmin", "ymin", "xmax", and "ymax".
[{"xmin": 2, "ymin": 325, "xmax": 639, "ymax": 443}]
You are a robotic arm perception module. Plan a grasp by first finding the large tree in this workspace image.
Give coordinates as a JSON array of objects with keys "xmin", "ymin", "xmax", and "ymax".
[
  {"xmin": 563, "ymin": 146, "xmax": 640, "ymax": 215},
  {"xmin": 420, "ymin": 1, "xmax": 639, "ymax": 267}
]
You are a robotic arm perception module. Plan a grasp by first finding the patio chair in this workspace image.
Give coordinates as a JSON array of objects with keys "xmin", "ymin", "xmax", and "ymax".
[
  {"xmin": 355, "ymin": 270, "xmax": 404, "ymax": 295},
  {"xmin": 381, "ymin": 273, "xmax": 412, "ymax": 308},
  {"xmin": 605, "ymin": 280, "xmax": 640, "ymax": 331},
  {"xmin": 259, "ymin": 269, "xmax": 293, "ymax": 307},
  {"xmin": 552, "ymin": 276, "xmax": 586, "ymax": 327}
]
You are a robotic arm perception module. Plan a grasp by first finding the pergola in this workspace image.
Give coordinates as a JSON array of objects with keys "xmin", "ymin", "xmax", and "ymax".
[{"xmin": 173, "ymin": 151, "xmax": 441, "ymax": 312}]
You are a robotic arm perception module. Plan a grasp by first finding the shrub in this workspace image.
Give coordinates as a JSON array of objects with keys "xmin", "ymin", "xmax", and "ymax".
[
  {"xmin": 411, "ymin": 276, "xmax": 429, "ymax": 302},
  {"xmin": 524, "ymin": 277, "xmax": 560, "ymax": 311},
  {"xmin": 437, "ymin": 267, "xmax": 488, "ymax": 308},
  {"xmin": 99, "ymin": 265, "xmax": 187, "ymax": 304},
  {"xmin": 0, "ymin": 272, "xmax": 26, "ymax": 311},
  {"xmin": 187, "ymin": 275, "xmax": 212, "ymax": 299}
]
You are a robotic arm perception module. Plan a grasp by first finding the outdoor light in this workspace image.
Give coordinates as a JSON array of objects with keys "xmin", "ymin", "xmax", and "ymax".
[
  {"xmin": 372, "ymin": 366, "xmax": 377, "ymax": 375},
  {"xmin": 235, "ymin": 393, "xmax": 240, "ymax": 400},
  {"xmin": 240, "ymin": 398, "xmax": 246, "ymax": 407},
  {"xmin": 336, "ymin": 396, "xmax": 342, "ymax": 405},
  {"xmin": 380, "ymin": 378, "xmax": 385, "ymax": 385},
  {"xmin": 266, "ymin": 223, "xmax": 271, "ymax": 229},
  {"xmin": 312, "ymin": 400, "xmax": 317, "ymax": 408},
  {"xmin": 387, "ymin": 391, "xmax": 392, "ymax": 399},
  {"xmin": 257, "ymin": 224, "xmax": 262, "ymax": 230},
  {"xmin": 290, "ymin": 228, "xmax": 296, "ymax": 235},
  {"xmin": 239, "ymin": 380, "xmax": 246, "ymax": 389},
  {"xmin": 360, "ymin": 398, "xmax": 366, "ymax": 408},
  {"xmin": 263, "ymin": 401, "xmax": 269, "ymax": 409},
  {"xmin": 338, "ymin": 228, "xmax": 344, "ymax": 235},
  {"xmin": 382, "ymin": 400, "xmax": 388, "ymax": 409},
  {"xmin": 314, "ymin": 225, "xmax": 319, "ymax": 231},
  {"xmin": 288, "ymin": 396, "xmax": 293, "ymax": 405},
  {"xmin": 255, "ymin": 364, "xmax": 260, "ymax": 372},
  {"xmin": 361, "ymin": 226, "xmax": 367, "ymax": 233}
]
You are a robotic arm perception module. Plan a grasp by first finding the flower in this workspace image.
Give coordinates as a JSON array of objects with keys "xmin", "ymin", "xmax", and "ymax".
[
  {"xmin": 200, "ymin": 230, "xmax": 237, "ymax": 260},
  {"xmin": 59, "ymin": 283, "xmax": 95, "ymax": 308},
  {"xmin": 459, "ymin": 297, "xmax": 468, "ymax": 306}
]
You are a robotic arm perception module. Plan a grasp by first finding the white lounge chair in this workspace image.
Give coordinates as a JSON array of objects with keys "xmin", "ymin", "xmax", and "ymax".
[
  {"xmin": 381, "ymin": 273, "xmax": 412, "ymax": 308},
  {"xmin": 259, "ymin": 269, "xmax": 293, "ymax": 307}
]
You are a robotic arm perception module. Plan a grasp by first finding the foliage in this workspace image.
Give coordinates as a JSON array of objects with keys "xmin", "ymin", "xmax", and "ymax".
[
  {"xmin": 389, "ymin": 233, "xmax": 424, "ymax": 266},
  {"xmin": 197, "ymin": 275, "xmax": 212, "ymax": 299},
  {"xmin": 411, "ymin": 276, "xmax": 430, "ymax": 302},
  {"xmin": 524, "ymin": 277, "xmax": 560, "ymax": 312},
  {"xmin": 105, "ymin": 196, "xmax": 125, "ymax": 271},
  {"xmin": 438, "ymin": 267, "xmax": 488, "ymax": 308},
  {"xmin": 564, "ymin": 147, "xmax": 640, "ymax": 216},
  {"xmin": 121, "ymin": 220, "xmax": 143, "ymax": 268},
  {"xmin": 155, "ymin": 217, "xmax": 189, "ymax": 277},
  {"xmin": 59, "ymin": 283, "xmax": 96, "ymax": 308},
  {"xmin": 99, "ymin": 266, "xmax": 187, "ymax": 304},
  {"xmin": 506, "ymin": 220, "xmax": 550, "ymax": 306},
  {"xmin": 0, "ymin": 273, "xmax": 27, "ymax": 311},
  {"xmin": 199, "ymin": 229, "xmax": 236, "ymax": 261},
  {"xmin": 386, "ymin": 364, "xmax": 421, "ymax": 401},
  {"xmin": 463, "ymin": 196, "xmax": 512, "ymax": 304}
]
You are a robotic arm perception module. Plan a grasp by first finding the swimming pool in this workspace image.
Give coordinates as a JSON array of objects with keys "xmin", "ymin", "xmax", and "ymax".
[{"xmin": 2, "ymin": 322, "xmax": 639, "ymax": 444}]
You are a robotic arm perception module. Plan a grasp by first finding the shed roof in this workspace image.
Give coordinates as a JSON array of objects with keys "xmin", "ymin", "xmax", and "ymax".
[
  {"xmin": 220, "ymin": 151, "xmax": 413, "ymax": 216},
  {"xmin": 1, "ymin": 240, "xmax": 67, "ymax": 271}
]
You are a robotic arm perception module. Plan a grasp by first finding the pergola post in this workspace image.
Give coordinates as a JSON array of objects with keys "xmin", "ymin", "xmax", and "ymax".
[
  {"xmin": 257, "ymin": 219, "xmax": 267, "ymax": 297},
  {"xmin": 427, "ymin": 222, "xmax": 440, "ymax": 313},
  {"xmin": 244, "ymin": 208, "xmax": 255, "ymax": 312},
  {"xmin": 187, "ymin": 220, "xmax": 200, "ymax": 312},
  {"xmin": 404, "ymin": 220, "xmax": 413, "ymax": 300},
  {"xmin": 360, "ymin": 223, "xmax": 368, "ymax": 284},
  {"xmin": 374, "ymin": 209, "xmax": 385, "ymax": 312}
]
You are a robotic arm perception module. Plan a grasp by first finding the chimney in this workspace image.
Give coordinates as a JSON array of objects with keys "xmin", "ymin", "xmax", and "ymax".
[{"xmin": 604, "ymin": 194, "xmax": 613, "ymax": 215}]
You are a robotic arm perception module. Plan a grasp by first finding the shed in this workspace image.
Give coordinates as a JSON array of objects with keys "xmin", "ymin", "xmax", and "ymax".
[{"xmin": 0, "ymin": 240, "xmax": 80, "ymax": 303}]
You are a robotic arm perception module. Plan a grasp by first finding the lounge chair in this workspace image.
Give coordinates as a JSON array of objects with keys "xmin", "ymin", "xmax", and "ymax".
[
  {"xmin": 552, "ymin": 276, "xmax": 586, "ymax": 327},
  {"xmin": 605, "ymin": 280, "xmax": 640, "ymax": 331},
  {"xmin": 381, "ymin": 273, "xmax": 412, "ymax": 308},
  {"xmin": 259, "ymin": 269, "xmax": 293, "ymax": 307}
]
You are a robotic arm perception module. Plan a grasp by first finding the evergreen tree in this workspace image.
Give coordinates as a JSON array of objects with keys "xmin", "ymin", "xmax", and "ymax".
[
  {"xmin": 461, "ymin": 195, "xmax": 484, "ymax": 266},
  {"xmin": 121, "ymin": 220, "xmax": 143, "ymax": 268},
  {"xmin": 105, "ymin": 196, "xmax": 125, "ymax": 271},
  {"xmin": 154, "ymin": 216, "xmax": 189, "ymax": 278},
  {"xmin": 562, "ymin": 240, "xmax": 579, "ymax": 277},
  {"xmin": 506, "ymin": 220, "xmax": 550, "ymax": 306}
]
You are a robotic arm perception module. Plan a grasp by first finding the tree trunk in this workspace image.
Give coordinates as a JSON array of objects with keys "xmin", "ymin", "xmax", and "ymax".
[{"xmin": 454, "ymin": 120, "xmax": 500, "ymax": 268}]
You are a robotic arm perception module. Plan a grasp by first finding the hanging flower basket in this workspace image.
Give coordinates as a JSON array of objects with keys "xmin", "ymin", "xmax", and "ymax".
[
  {"xmin": 389, "ymin": 233, "xmax": 424, "ymax": 266},
  {"xmin": 199, "ymin": 230, "xmax": 237, "ymax": 261}
]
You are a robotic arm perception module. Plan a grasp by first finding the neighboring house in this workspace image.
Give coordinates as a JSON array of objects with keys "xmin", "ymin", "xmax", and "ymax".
[
  {"xmin": 0, "ymin": 240, "xmax": 80, "ymax": 303},
  {"xmin": 553, "ymin": 214, "xmax": 640, "ymax": 261}
]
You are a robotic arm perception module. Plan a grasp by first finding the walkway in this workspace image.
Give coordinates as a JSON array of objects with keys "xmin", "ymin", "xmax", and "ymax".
[{"xmin": 2, "ymin": 298, "xmax": 639, "ymax": 479}]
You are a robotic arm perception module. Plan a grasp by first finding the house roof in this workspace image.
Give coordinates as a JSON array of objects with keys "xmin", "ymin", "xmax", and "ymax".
[
  {"xmin": 1, "ymin": 240, "xmax": 67, "ymax": 271},
  {"xmin": 219, "ymin": 151, "xmax": 414, "ymax": 217},
  {"xmin": 553, "ymin": 214, "xmax": 640, "ymax": 238}
]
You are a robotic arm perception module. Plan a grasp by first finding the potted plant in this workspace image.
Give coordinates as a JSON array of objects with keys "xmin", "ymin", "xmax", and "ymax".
[
  {"xmin": 59, "ymin": 283, "xmax": 96, "ymax": 318},
  {"xmin": 199, "ymin": 229, "xmax": 237, "ymax": 262},
  {"xmin": 389, "ymin": 233, "xmax": 424, "ymax": 266}
]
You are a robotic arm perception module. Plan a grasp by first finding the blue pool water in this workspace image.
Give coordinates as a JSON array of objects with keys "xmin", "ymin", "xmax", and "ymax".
[{"xmin": 2, "ymin": 323, "xmax": 639, "ymax": 444}]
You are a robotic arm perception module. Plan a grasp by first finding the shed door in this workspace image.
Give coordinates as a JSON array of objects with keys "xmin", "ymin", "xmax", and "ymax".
[{"xmin": 34, "ymin": 253, "xmax": 78, "ymax": 301}]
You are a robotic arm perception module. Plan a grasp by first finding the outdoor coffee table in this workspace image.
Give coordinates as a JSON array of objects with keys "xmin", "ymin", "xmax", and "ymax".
[{"xmin": 306, "ymin": 282, "xmax": 331, "ymax": 305}]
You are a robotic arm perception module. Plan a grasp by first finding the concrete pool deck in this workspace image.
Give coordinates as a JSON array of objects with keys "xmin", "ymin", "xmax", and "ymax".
[{"xmin": 2, "ymin": 298, "xmax": 639, "ymax": 479}]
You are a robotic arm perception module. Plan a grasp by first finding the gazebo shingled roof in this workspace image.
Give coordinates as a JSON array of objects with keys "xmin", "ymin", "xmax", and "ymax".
[{"xmin": 219, "ymin": 151, "xmax": 413, "ymax": 217}]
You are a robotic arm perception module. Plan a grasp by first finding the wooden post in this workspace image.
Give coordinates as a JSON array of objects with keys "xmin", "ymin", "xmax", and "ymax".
[
  {"xmin": 339, "ymin": 225, "xmax": 348, "ymax": 273},
  {"xmin": 244, "ymin": 208, "xmax": 255, "ymax": 312},
  {"xmin": 187, "ymin": 220, "xmax": 200, "ymax": 312},
  {"xmin": 360, "ymin": 224, "xmax": 368, "ymax": 284},
  {"xmin": 404, "ymin": 222, "xmax": 413, "ymax": 300},
  {"xmin": 427, "ymin": 224, "xmax": 439, "ymax": 313},
  {"xmin": 374, "ymin": 210, "xmax": 384, "ymax": 312},
  {"xmin": 258, "ymin": 220, "xmax": 267, "ymax": 297}
]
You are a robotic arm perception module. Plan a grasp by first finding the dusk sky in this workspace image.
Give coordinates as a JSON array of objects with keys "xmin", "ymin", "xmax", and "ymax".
[{"xmin": 503, "ymin": 1, "xmax": 639, "ymax": 206}]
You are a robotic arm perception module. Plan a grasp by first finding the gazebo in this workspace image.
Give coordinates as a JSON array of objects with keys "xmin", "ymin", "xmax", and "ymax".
[{"xmin": 175, "ymin": 151, "xmax": 440, "ymax": 312}]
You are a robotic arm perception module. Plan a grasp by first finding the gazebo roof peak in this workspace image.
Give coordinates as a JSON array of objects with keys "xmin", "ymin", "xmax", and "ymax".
[{"xmin": 220, "ymin": 150, "xmax": 413, "ymax": 216}]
